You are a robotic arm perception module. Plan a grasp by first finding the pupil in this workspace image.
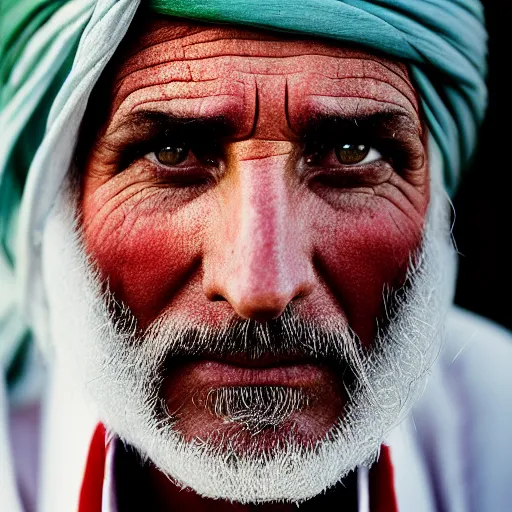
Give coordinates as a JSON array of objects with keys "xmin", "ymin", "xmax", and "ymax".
[
  {"xmin": 156, "ymin": 145, "xmax": 188, "ymax": 165},
  {"xmin": 335, "ymin": 144, "xmax": 370, "ymax": 164}
]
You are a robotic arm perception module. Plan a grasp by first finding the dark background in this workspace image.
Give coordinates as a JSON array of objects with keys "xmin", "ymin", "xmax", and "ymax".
[{"xmin": 453, "ymin": 1, "xmax": 510, "ymax": 330}]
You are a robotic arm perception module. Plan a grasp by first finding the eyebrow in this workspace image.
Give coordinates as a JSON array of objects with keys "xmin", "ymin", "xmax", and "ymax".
[
  {"xmin": 108, "ymin": 110, "xmax": 236, "ymax": 141},
  {"xmin": 301, "ymin": 111, "xmax": 422, "ymax": 140}
]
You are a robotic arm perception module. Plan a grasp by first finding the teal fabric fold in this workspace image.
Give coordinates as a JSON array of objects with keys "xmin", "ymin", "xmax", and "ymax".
[{"xmin": 0, "ymin": 0, "xmax": 93, "ymax": 392}]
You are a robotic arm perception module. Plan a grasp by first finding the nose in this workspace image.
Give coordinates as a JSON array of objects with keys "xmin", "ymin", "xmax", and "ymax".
[{"xmin": 203, "ymin": 145, "xmax": 314, "ymax": 322}]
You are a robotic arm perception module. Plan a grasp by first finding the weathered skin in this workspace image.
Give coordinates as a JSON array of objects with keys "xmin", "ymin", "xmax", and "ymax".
[{"xmin": 79, "ymin": 14, "xmax": 429, "ymax": 511}]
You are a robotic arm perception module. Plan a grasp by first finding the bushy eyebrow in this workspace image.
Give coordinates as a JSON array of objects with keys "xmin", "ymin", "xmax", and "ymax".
[
  {"xmin": 109, "ymin": 110, "xmax": 236, "ymax": 141},
  {"xmin": 301, "ymin": 111, "xmax": 422, "ymax": 141},
  {"xmin": 111, "ymin": 109, "xmax": 421, "ymax": 143},
  {"xmin": 298, "ymin": 110, "xmax": 426, "ymax": 171}
]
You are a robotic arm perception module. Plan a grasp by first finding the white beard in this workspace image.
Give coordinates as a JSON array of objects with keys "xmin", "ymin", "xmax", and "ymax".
[{"xmin": 41, "ymin": 174, "xmax": 455, "ymax": 504}]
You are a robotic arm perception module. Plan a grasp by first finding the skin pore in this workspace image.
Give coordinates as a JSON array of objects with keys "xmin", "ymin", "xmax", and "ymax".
[{"xmin": 78, "ymin": 12, "xmax": 429, "ymax": 511}]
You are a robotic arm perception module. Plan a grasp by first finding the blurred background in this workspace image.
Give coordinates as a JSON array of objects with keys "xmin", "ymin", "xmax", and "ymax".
[{"xmin": 453, "ymin": 0, "xmax": 510, "ymax": 330}]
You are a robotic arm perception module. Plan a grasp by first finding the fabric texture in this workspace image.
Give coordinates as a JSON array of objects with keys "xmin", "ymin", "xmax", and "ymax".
[
  {"xmin": 0, "ymin": 0, "xmax": 487, "ymax": 394},
  {"xmin": 0, "ymin": 0, "xmax": 94, "ymax": 393}
]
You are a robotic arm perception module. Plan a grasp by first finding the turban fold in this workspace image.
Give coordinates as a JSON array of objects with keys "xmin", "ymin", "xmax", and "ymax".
[{"xmin": 0, "ymin": 0, "xmax": 487, "ymax": 392}]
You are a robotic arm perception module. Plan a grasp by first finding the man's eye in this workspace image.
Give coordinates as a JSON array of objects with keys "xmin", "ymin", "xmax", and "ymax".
[
  {"xmin": 142, "ymin": 143, "xmax": 220, "ymax": 188},
  {"xmin": 335, "ymin": 143, "xmax": 380, "ymax": 165},
  {"xmin": 155, "ymin": 144, "xmax": 189, "ymax": 166},
  {"xmin": 305, "ymin": 142, "xmax": 382, "ymax": 167}
]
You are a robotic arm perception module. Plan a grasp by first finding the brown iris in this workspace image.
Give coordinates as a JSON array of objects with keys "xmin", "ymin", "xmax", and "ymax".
[
  {"xmin": 155, "ymin": 145, "xmax": 189, "ymax": 166},
  {"xmin": 335, "ymin": 143, "xmax": 370, "ymax": 165}
]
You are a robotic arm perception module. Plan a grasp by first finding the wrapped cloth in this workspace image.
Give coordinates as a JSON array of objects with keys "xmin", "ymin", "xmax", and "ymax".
[{"xmin": 0, "ymin": 0, "xmax": 487, "ymax": 393}]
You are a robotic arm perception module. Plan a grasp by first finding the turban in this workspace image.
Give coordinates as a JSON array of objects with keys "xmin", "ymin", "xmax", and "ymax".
[{"xmin": 0, "ymin": 0, "xmax": 487, "ymax": 393}]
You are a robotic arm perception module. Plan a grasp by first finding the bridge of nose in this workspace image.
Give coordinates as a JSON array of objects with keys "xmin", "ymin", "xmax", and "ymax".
[{"xmin": 204, "ymin": 136, "xmax": 314, "ymax": 320}]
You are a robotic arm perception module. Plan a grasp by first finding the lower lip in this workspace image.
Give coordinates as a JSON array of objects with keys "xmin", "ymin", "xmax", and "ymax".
[{"xmin": 166, "ymin": 359, "xmax": 337, "ymax": 388}]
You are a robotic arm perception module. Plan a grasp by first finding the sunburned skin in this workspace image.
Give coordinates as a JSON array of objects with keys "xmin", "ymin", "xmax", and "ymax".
[{"xmin": 78, "ymin": 14, "xmax": 429, "ymax": 511}]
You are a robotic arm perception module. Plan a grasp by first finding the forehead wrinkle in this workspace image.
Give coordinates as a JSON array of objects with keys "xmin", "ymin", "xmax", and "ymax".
[
  {"xmin": 112, "ymin": 57, "xmax": 415, "ymax": 125},
  {"xmin": 181, "ymin": 38, "xmax": 373, "ymax": 60},
  {"xmin": 114, "ymin": 61, "xmax": 413, "ymax": 113},
  {"xmin": 111, "ymin": 77, "xmax": 415, "ymax": 143},
  {"xmin": 284, "ymin": 77, "xmax": 294, "ymax": 138},
  {"xmin": 354, "ymin": 59, "xmax": 413, "ymax": 102},
  {"xmin": 119, "ymin": 47, "xmax": 403, "ymax": 83},
  {"xmin": 362, "ymin": 59, "xmax": 409, "ymax": 86},
  {"xmin": 112, "ymin": 20, "xmax": 209, "ymax": 75},
  {"xmin": 118, "ymin": 26, "xmax": 408, "ymax": 81},
  {"xmin": 118, "ymin": 53, "xmax": 408, "ymax": 92},
  {"xmin": 181, "ymin": 37, "xmax": 409, "ymax": 85},
  {"xmin": 286, "ymin": 76, "xmax": 419, "ymax": 122},
  {"xmin": 108, "ymin": 79, "xmax": 416, "ymax": 142},
  {"xmin": 99, "ymin": 19, "xmax": 420, "ymax": 146},
  {"xmin": 318, "ymin": 81, "xmax": 419, "ymax": 114},
  {"xmin": 304, "ymin": 77, "xmax": 418, "ymax": 113}
]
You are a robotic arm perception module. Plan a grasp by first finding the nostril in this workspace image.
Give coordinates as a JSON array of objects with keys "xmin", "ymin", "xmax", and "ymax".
[
  {"xmin": 204, "ymin": 281, "xmax": 229, "ymax": 302},
  {"xmin": 291, "ymin": 289, "xmax": 308, "ymax": 301}
]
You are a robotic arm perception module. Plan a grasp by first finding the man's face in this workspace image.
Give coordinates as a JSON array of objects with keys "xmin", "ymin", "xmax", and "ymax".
[{"xmin": 53, "ymin": 14, "xmax": 439, "ymax": 502}]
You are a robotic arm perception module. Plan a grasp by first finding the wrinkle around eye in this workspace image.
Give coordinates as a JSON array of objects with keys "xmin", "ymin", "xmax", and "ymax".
[
  {"xmin": 307, "ymin": 162, "xmax": 427, "ymax": 221},
  {"xmin": 371, "ymin": 180, "xmax": 428, "ymax": 223},
  {"xmin": 86, "ymin": 186, "xmax": 188, "ymax": 257},
  {"xmin": 84, "ymin": 182, "xmax": 155, "ymax": 246},
  {"xmin": 308, "ymin": 168, "xmax": 392, "ymax": 198},
  {"xmin": 85, "ymin": 176, "xmax": 206, "ymax": 250},
  {"xmin": 86, "ymin": 179, "xmax": 157, "ymax": 223},
  {"xmin": 122, "ymin": 157, "xmax": 219, "ymax": 194}
]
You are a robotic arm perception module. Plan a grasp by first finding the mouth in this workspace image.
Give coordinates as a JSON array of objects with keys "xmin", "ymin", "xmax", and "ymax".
[
  {"xmin": 159, "ymin": 352, "xmax": 355, "ymax": 443},
  {"xmin": 158, "ymin": 353, "xmax": 356, "ymax": 418},
  {"xmin": 162, "ymin": 352, "xmax": 352, "ymax": 388},
  {"xmin": 181, "ymin": 360, "xmax": 333, "ymax": 388},
  {"xmin": 210, "ymin": 352, "xmax": 315, "ymax": 368}
]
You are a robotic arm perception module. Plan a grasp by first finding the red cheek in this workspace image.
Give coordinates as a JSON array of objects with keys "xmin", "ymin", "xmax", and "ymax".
[
  {"xmin": 314, "ymin": 205, "xmax": 423, "ymax": 347},
  {"xmin": 84, "ymin": 205, "xmax": 205, "ymax": 328}
]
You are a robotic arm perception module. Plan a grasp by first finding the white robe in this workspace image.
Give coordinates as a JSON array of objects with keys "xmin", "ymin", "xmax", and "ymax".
[{"xmin": 2, "ymin": 306, "xmax": 512, "ymax": 511}]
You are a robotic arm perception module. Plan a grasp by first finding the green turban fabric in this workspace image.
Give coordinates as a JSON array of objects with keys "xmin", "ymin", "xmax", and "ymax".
[{"xmin": 0, "ymin": 0, "xmax": 487, "ymax": 395}]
